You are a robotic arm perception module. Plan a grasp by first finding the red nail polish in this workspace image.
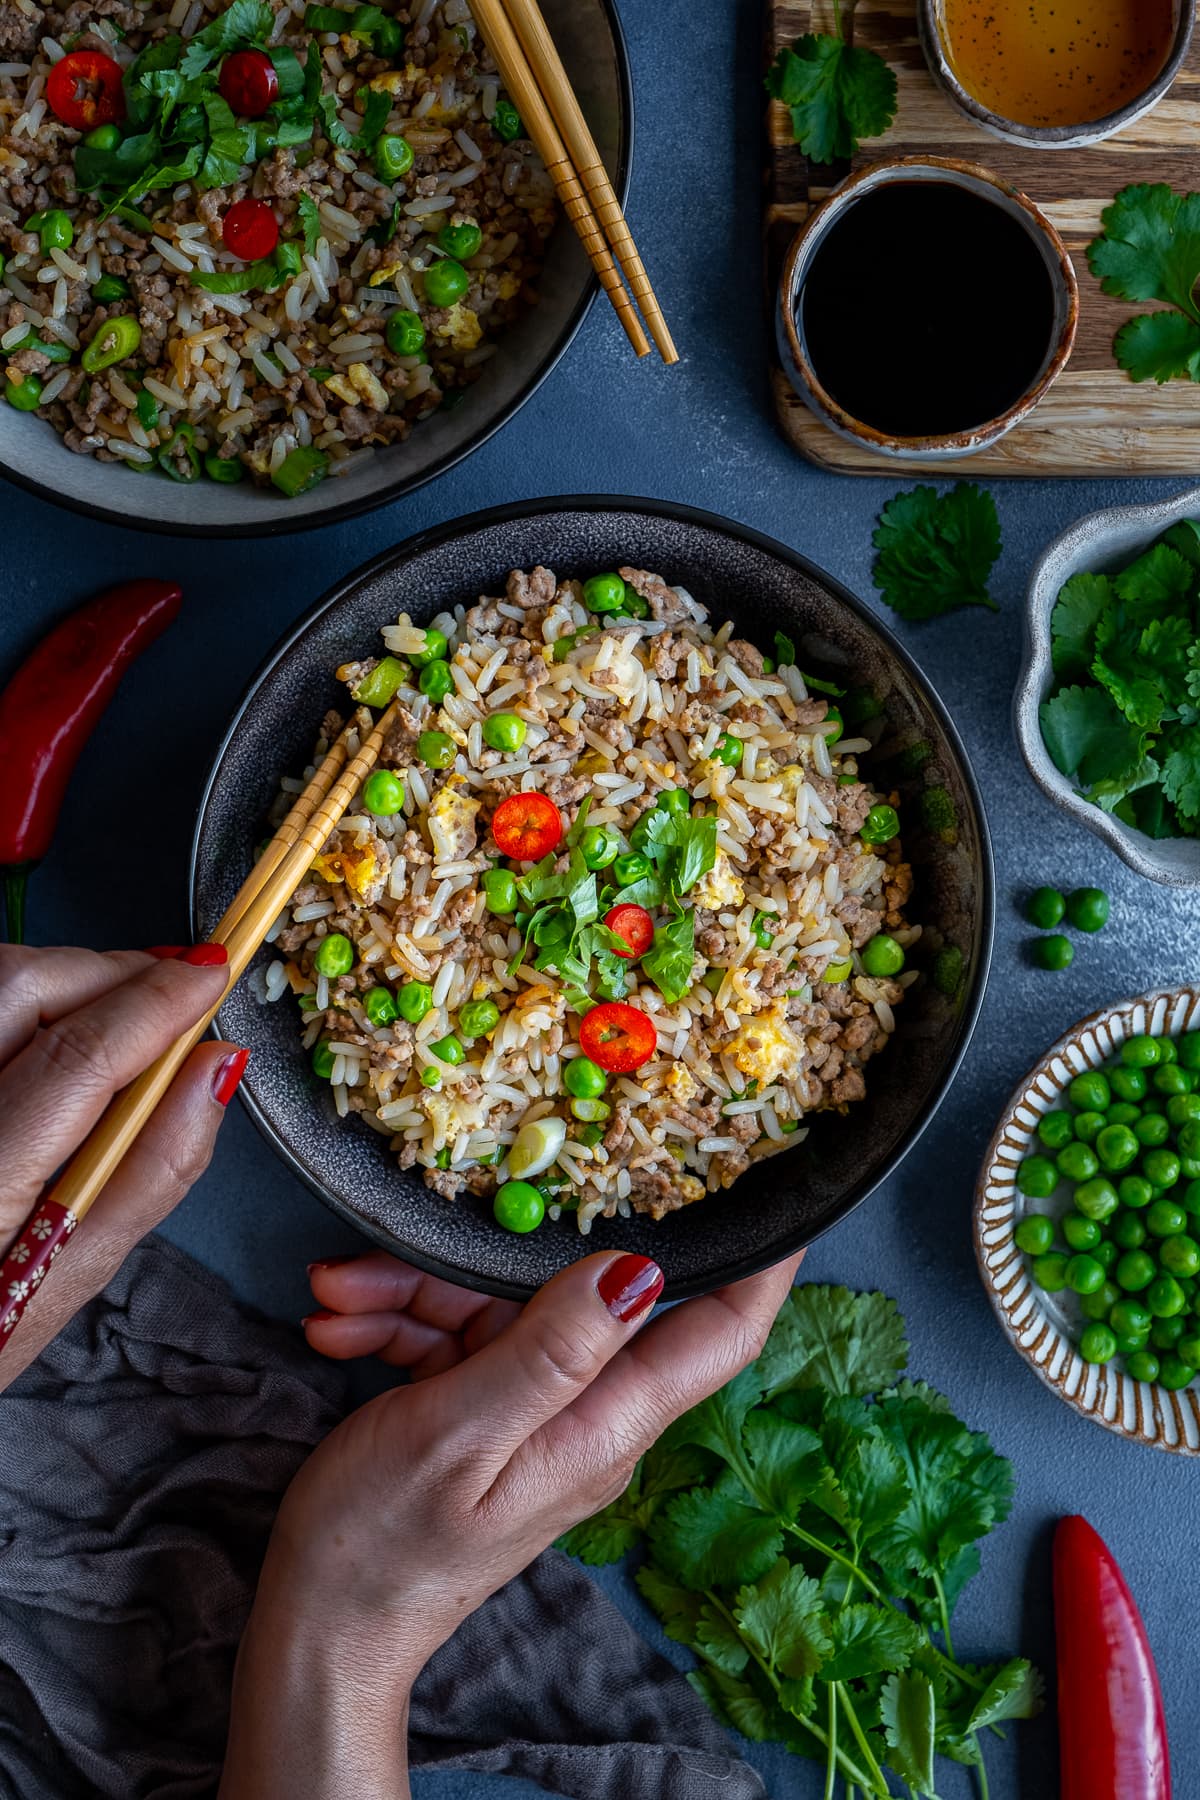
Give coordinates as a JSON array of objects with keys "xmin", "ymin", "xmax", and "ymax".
[
  {"xmin": 180, "ymin": 943, "xmax": 228, "ymax": 967},
  {"xmin": 597, "ymin": 1254, "xmax": 663, "ymax": 1322},
  {"xmin": 212, "ymin": 1047, "xmax": 250, "ymax": 1107},
  {"xmin": 146, "ymin": 944, "xmax": 187, "ymax": 959},
  {"xmin": 308, "ymin": 1255, "xmax": 358, "ymax": 1274},
  {"xmin": 302, "ymin": 1309, "xmax": 336, "ymax": 1326}
]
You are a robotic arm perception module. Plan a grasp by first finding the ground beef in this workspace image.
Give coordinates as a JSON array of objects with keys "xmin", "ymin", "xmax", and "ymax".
[
  {"xmin": 835, "ymin": 784, "xmax": 873, "ymax": 834},
  {"xmin": 726, "ymin": 638, "xmax": 766, "ymax": 678},
  {"xmin": 619, "ymin": 565, "xmax": 696, "ymax": 626},
  {"xmin": 506, "ymin": 566, "xmax": 556, "ymax": 610},
  {"xmin": 831, "ymin": 1067, "xmax": 867, "ymax": 1106},
  {"xmin": 0, "ymin": 5, "xmax": 45, "ymax": 56}
]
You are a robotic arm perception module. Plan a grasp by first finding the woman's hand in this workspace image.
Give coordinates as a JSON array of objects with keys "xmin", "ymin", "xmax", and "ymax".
[
  {"xmin": 220, "ymin": 1246, "xmax": 802, "ymax": 1800},
  {"xmin": 0, "ymin": 943, "xmax": 246, "ymax": 1387}
]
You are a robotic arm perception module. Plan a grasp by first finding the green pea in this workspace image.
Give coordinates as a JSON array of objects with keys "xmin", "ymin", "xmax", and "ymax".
[
  {"xmin": 481, "ymin": 867, "xmax": 518, "ymax": 914},
  {"xmin": 1037, "ymin": 1111, "xmax": 1074, "ymax": 1151},
  {"xmin": 1154, "ymin": 1064, "xmax": 1195, "ymax": 1096},
  {"xmin": 862, "ymin": 934, "xmax": 904, "ymax": 979},
  {"xmin": 437, "ymin": 221, "xmax": 482, "ymax": 261},
  {"xmin": 580, "ymin": 825, "xmax": 619, "ymax": 870},
  {"xmin": 482, "ymin": 712, "xmax": 526, "ymax": 752},
  {"xmin": 83, "ymin": 122, "xmax": 121, "ymax": 150},
  {"xmin": 701, "ymin": 968, "xmax": 726, "ymax": 993},
  {"xmin": 1125, "ymin": 1350, "xmax": 1160, "ymax": 1384},
  {"xmin": 613, "ymin": 851, "xmax": 650, "ymax": 886},
  {"xmin": 1033, "ymin": 934, "xmax": 1073, "ymax": 971},
  {"xmin": 1176, "ymin": 1332, "xmax": 1200, "ymax": 1370},
  {"xmin": 1144, "ymin": 1149, "xmax": 1182, "ymax": 1190},
  {"xmin": 1081, "ymin": 1279, "xmax": 1121, "ymax": 1320},
  {"xmin": 92, "ymin": 273, "xmax": 130, "ymax": 302},
  {"xmin": 493, "ymin": 1178, "xmax": 544, "ymax": 1233},
  {"xmin": 419, "ymin": 659, "xmax": 455, "ymax": 703},
  {"xmin": 582, "ymin": 572, "xmax": 626, "ymax": 613},
  {"xmin": 1177, "ymin": 1032, "xmax": 1200, "ymax": 1071},
  {"xmin": 1058, "ymin": 1141, "xmax": 1099, "ymax": 1183},
  {"xmin": 564, "ymin": 1055, "xmax": 607, "ymax": 1100},
  {"xmin": 424, "ymin": 257, "xmax": 469, "ymax": 307},
  {"xmin": 1026, "ymin": 885, "xmax": 1065, "ymax": 928},
  {"xmin": 364, "ymin": 985, "xmax": 398, "ymax": 1028},
  {"xmin": 314, "ymin": 932, "xmax": 354, "ymax": 977},
  {"xmin": 1160, "ymin": 1038, "xmax": 1179, "ymax": 1063},
  {"xmin": 39, "ymin": 209, "xmax": 73, "ymax": 252},
  {"xmin": 656, "ymin": 787, "xmax": 691, "ymax": 816},
  {"xmin": 1110, "ymin": 1298, "xmax": 1152, "ymax": 1339},
  {"xmin": 374, "ymin": 134, "xmax": 414, "ymax": 180},
  {"xmin": 417, "ymin": 729, "xmax": 455, "ymax": 769},
  {"xmin": 1072, "ymin": 1111, "xmax": 1106, "ymax": 1145},
  {"xmin": 1160, "ymin": 1234, "xmax": 1200, "ymax": 1278},
  {"xmin": 1110, "ymin": 1066, "xmax": 1148, "ymax": 1103},
  {"xmin": 1120, "ymin": 1174, "xmax": 1155, "ymax": 1210},
  {"xmin": 311, "ymin": 1040, "xmax": 335, "ymax": 1080},
  {"xmin": 410, "ymin": 627, "xmax": 448, "ymax": 668},
  {"xmin": 1121, "ymin": 1034, "xmax": 1161, "ymax": 1068},
  {"xmin": 860, "ymin": 804, "xmax": 899, "ymax": 845},
  {"xmin": 1069, "ymin": 1070, "xmax": 1111, "ymax": 1113},
  {"xmin": 1135, "ymin": 1113, "xmax": 1170, "ymax": 1148},
  {"xmin": 713, "ymin": 734, "xmax": 744, "ymax": 767},
  {"xmin": 1158, "ymin": 1353, "xmax": 1195, "ymax": 1389},
  {"xmin": 1074, "ymin": 1177, "xmax": 1118, "ymax": 1222},
  {"xmin": 1112, "ymin": 1329, "xmax": 1150, "ymax": 1357},
  {"xmin": 398, "ymin": 981, "xmax": 433, "ymax": 1023},
  {"xmin": 1018, "ymin": 1155, "xmax": 1059, "ymax": 1200},
  {"xmin": 1032, "ymin": 1251, "xmax": 1070, "ymax": 1293},
  {"xmin": 1182, "ymin": 1158, "xmax": 1200, "ymax": 1181},
  {"xmin": 386, "ymin": 308, "xmax": 426, "ymax": 356},
  {"xmin": 459, "ymin": 998, "xmax": 500, "ymax": 1039},
  {"xmin": 490, "ymin": 95, "xmax": 522, "ymax": 140},
  {"xmin": 1168, "ymin": 1094, "xmax": 1200, "ymax": 1128},
  {"xmin": 1147, "ymin": 1275, "xmax": 1187, "ymax": 1318},
  {"xmin": 429, "ymin": 1034, "xmax": 464, "ymax": 1064},
  {"xmin": 1147, "ymin": 1196, "xmax": 1187, "ymax": 1236},
  {"xmin": 362, "ymin": 769, "xmax": 405, "ymax": 816},
  {"xmin": 1079, "ymin": 1323, "xmax": 1117, "ymax": 1364},
  {"xmin": 420, "ymin": 1065, "xmax": 441, "ymax": 1087},
  {"xmin": 1116, "ymin": 1249, "xmax": 1157, "ymax": 1291},
  {"xmin": 3, "ymin": 372, "xmax": 41, "ymax": 410},
  {"xmin": 1096, "ymin": 1123, "xmax": 1139, "ymax": 1173},
  {"xmin": 1184, "ymin": 1178, "xmax": 1200, "ymax": 1216},
  {"xmin": 1065, "ymin": 1253, "xmax": 1105, "ymax": 1296},
  {"xmin": 1066, "ymin": 886, "xmax": 1109, "ymax": 933},
  {"xmin": 1061, "ymin": 1213, "xmax": 1101, "ymax": 1252},
  {"xmin": 1109, "ymin": 1211, "xmax": 1146, "ymax": 1251},
  {"xmin": 1093, "ymin": 1239, "xmax": 1119, "ymax": 1271},
  {"xmin": 822, "ymin": 707, "xmax": 843, "ymax": 745},
  {"xmin": 1107, "ymin": 1103, "xmax": 1141, "ymax": 1127},
  {"xmin": 1152, "ymin": 1315, "xmax": 1186, "ymax": 1349}
]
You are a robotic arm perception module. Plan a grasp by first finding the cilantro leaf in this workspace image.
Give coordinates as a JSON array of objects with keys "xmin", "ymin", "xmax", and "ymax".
[
  {"xmin": 1161, "ymin": 729, "xmax": 1200, "ymax": 819},
  {"xmin": 556, "ymin": 1511, "xmax": 641, "ymax": 1565},
  {"xmin": 1088, "ymin": 184, "xmax": 1200, "ymax": 319},
  {"xmin": 820, "ymin": 1602, "xmax": 921, "ymax": 1681},
  {"xmin": 695, "ymin": 1602, "xmax": 751, "ymax": 1676},
  {"xmin": 298, "ymin": 191, "xmax": 322, "ymax": 256},
  {"xmin": 1050, "ymin": 571, "xmax": 1112, "ymax": 682},
  {"xmin": 965, "ymin": 1658, "xmax": 1044, "ymax": 1732},
  {"xmin": 1112, "ymin": 310, "xmax": 1200, "ymax": 384},
  {"xmin": 1039, "ymin": 684, "xmax": 1146, "ymax": 791},
  {"xmin": 742, "ymin": 1407, "xmax": 824, "ymax": 1518},
  {"xmin": 765, "ymin": 36, "xmax": 897, "ymax": 164},
  {"xmin": 735, "ymin": 1560, "xmax": 831, "ymax": 1679},
  {"xmin": 773, "ymin": 630, "xmax": 796, "ymax": 668},
  {"xmin": 1163, "ymin": 518, "xmax": 1200, "ymax": 567},
  {"xmin": 662, "ymin": 1362, "xmax": 763, "ymax": 1469},
  {"xmin": 756, "ymin": 1284, "xmax": 908, "ymax": 1398},
  {"xmin": 880, "ymin": 1669, "xmax": 937, "ymax": 1793},
  {"xmin": 355, "ymin": 83, "xmax": 393, "ymax": 151},
  {"xmin": 1113, "ymin": 542, "xmax": 1193, "ymax": 620},
  {"xmin": 652, "ymin": 1480, "xmax": 782, "ymax": 1592},
  {"xmin": 643, "ymin": 908, "xmax": 695, "ymax": 1005},
  {"xmin": 179, "ymin": 0, "xmax": 273, "ymax": 75},
  {"xmin": 635, "ymin": 1563, "xmax": 705, "ymax": 1644},
  {"xmin": 687, "ymin": 1667, "xmax": 776, "ymax": 1742},
  {"xmin": 872, "ymin": 483, "xmax": 1002, "ymax": 620}
]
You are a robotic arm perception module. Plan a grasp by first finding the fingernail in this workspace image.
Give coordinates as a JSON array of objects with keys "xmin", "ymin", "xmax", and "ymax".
[
  {"xmin": 302, "ymin": 1310, "xmax": 336, "ymax": 1326},
  {"xmin": 212, "ymin": 1047, "xmax": 250, "ymax": 1107},
  {"xmin": 180, "ymin": 943, "xmax": 228, "ymax": 967},
  {"xmin": 308, "ymin": 1255, "xmax": 358, "ymax": 1274},
  {"xmin": 597, "ymin": 1254, "xmax": 663, "ymax": 1323}
]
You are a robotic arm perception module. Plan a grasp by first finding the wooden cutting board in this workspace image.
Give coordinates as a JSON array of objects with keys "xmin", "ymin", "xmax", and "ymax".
[{"xmin": 765, "ymin": 0, "xmax": 1200, "ymax": 477}]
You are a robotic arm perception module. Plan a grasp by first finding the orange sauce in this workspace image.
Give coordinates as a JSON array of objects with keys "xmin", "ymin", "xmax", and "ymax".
[{"xmin": 940, "ymin": 0, "xmax": 1175, "ymax": 127}]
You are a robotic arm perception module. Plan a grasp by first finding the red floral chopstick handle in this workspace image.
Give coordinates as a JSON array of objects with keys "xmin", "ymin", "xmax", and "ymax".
[{"xmin": 0, "ymin": 1201, "xmax": 78, "ymax": 1344}]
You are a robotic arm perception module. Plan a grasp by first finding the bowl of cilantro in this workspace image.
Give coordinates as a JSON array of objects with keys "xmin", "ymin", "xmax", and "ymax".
[{"xmin": 1016, "ymin": 485, "xmax": 1200, "ymax": 886}]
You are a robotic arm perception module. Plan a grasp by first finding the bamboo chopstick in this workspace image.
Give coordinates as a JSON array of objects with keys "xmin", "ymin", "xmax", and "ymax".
[
  {"xmin": 500, "ymin": 0, "xmax": 678, "ymax": 366},
  {"xmin": 468, "ymin": 0, "xmax": 653, "ymax": 360},
  {"xmin": 0, "ymin": 703, "xmax": 399, "ymax": 1355}
]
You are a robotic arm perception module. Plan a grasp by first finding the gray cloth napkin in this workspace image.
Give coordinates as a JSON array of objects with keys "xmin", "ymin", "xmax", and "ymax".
[{"xmin": 0, "ymin": 1237, "xmax": 764, "ymax": 1800}]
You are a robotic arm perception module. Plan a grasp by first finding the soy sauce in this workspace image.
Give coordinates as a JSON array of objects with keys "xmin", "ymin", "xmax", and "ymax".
[{"xmin": 799, "ymin": 182, "xmax": 1056, "ymax": 439}]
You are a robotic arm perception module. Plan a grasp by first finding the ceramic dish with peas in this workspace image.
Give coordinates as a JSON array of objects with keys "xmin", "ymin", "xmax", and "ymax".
[{"xmin": 976, "ymin": 985, "xmax": 1200, "ymax": 1452}]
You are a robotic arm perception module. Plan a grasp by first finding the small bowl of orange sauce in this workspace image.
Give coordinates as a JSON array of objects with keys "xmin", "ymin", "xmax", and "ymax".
[{"xmin": 919, "ymin": 0, "xmax": 1193, "ymax": 148}]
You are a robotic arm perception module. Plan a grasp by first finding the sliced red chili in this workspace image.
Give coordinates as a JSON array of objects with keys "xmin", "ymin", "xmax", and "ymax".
[
  {"xmin": 603, "ymin": 903, "xmax": 654, "ymax": 959},
  {"xmin": 492, "ymin": 792, "xmax": 563, "ymax": 862},
  {"xmin": 47, "ymin": 50, "xmax": 126, "ymax": 131},
  {"xmin": 218, "ymin": 48, "xmax": 279, "ymax": 118},
  {"xmin": 579, "ymin": 1002, "xmax": 657, "ymax": 1073},
  {"xmin": 222, "ymin": 196, "xmax": 280, "ymax": 262}
]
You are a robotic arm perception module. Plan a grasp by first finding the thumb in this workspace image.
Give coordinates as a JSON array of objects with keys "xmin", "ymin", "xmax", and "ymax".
[{"xmin": 437, "ymin": 1250, "xmax": 663, "ymax": 1479}]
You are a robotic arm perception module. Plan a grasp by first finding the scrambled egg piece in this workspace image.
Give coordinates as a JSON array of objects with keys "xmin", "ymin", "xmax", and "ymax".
[
  {"xmin": 427, "ymin": 774, "xmax": 480, "ymax": 863},
  {"xmin": 367, "ymin": 70, "xmax": 407, "ymax": 95},
  {"xmin": 370, "ymin": 262, "xmax": 404, "ymax": 287},
  {"xmin": 434, "ymin": 303, "xmax": 482, "ymax": 351},
  {"xmin": 663, "ymin": 1063, "xmax": 698, "ymax": 1104},
  {"xmin": 495, "ymin": 272, "xmax": 520, "ymax": 301},
  {"xmin": 725, "ymin": 1002, "xmax": 800, "ymax": 1090},
  {"xmin": 312, "ymin": 842, "xmax": 379, "ymax": 898},
  {"xmin": 325, "ymin": 362, "xmax": 390, "ymax": 411},
  {"xmin": 420, "ymin": 1087, "xmax": 455, "ymax": 1147},
  {"xmin": 692, "ymin": 849, "xmax": 745, "ymax": 912}
]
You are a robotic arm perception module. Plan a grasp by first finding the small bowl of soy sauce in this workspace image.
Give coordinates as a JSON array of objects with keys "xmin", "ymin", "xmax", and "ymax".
[{"xmin": 777, "ymin": 156, "xmax": 1078, "ymax": 463}]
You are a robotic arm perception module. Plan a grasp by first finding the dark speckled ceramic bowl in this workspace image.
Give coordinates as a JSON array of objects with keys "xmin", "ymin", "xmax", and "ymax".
[{"xmin": 189, "ymin": 498, "xmax": 994, "ymax": 1300}]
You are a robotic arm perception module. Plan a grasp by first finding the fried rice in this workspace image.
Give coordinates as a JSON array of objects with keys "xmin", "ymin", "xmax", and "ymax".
[
  {"xmin": 258, "ymin": 564, "xmax": 920, "ymax": 1232},
  {"xmin": 0, "ymin": 0, "xmax": 555, "ymax": 491}
]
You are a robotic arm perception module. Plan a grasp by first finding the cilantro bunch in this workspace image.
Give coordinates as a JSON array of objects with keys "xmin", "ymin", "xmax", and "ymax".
[
  {"xmin": 765, "ymin": 2, "xmax": 896, "ymax": 165},
  {"xmin": 1040, "ymin": 524, "xmax": 1200, "ymax": 838},
  {"xmin": 561, "ymin": 1286, "xmax": 1041, "ymax": 1798},
  {"xmin": 1088, "ymin": 185, "xmax": 1200, "ymax": 385}
]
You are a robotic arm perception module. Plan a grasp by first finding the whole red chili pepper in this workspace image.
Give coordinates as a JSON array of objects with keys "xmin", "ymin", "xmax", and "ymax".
[
  {"xmin": 0, "ymin": 580, "xmax": 182, "ymax": 944},
  {"xmin": 1055, "ymin": 1515, "xmax": 1171, "ymax": 1800}
]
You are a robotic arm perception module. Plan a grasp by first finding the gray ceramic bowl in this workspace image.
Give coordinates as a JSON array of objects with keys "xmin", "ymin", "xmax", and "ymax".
[
  {"xmin": 0, "ymin": 0, "xmax": 629, "ymax": 540},
  {"xmin": 1015, "ymin": 485, "xmax": 1200, "ymax": 887},
  {"xmin": 918, "ymin": 0, "xmax": 1193, "ymax": 150},
  {"xmin": 190, "ymin": 497, "xmax": 994, "ymax": 1300}
]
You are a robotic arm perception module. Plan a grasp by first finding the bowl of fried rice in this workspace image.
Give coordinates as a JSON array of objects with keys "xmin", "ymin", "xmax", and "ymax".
[
  {"xmin": 191, "ymin": 497, "xmax": 994, "ymax": 1299},
  {"xmin": 0, "ymin": 0, "xmax": 629, "ymax": 534}
]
